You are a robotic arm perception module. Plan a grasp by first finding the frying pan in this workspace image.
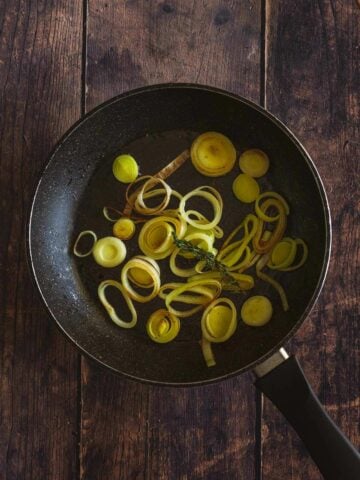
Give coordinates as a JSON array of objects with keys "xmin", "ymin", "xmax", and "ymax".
[{"xmin": 28, "ymin": 84, "xmax": 359, "ymax": 479}]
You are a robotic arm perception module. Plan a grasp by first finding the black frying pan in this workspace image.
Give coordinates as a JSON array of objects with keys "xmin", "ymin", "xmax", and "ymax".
[{"xmin": 28, "ymin": 84, "xmax": 359, "ymax": 479}]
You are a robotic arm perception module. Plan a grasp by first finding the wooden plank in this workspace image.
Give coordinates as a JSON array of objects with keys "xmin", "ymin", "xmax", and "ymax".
[
  {"xmin": 262, "ymin": 0, "xmax": 360, "ymax": 478},
  {"xmin": 0, "ymin": 1, "xmax": 83, "ymax": 479},
  {"xmin": 81, "ymin": 1, "xmax": 262, "ymax": 479},
  {"xmin": 86, "ymin": 0, "xmax": 261, "ymax": 106},
  {"xmin": 147, "ymin": 377, "xmax": 259, "ymax": 480}
]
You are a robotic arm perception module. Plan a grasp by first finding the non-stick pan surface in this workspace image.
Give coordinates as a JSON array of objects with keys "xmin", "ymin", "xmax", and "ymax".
[{"xmin": 28, "ymin": 84, "xmax": 331, "ymax": 385}]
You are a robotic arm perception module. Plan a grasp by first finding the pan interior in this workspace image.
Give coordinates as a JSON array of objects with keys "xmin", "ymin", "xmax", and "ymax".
[{"xmin": 29, "ymin": 86, "xmax": 329, "ymax": 384}]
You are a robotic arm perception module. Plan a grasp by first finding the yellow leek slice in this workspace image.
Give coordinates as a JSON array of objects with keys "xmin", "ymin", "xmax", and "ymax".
[
  {"xmin": 129, "ymin": 267, "xmax": 153, "ymax": 286},
  {"xmin": 201, "ymin": 338, "xmax": 216, "ymax": 367},
  {"xmin": 121, "ymin": 256, "xmax": 160, "ymax": 303},
  {"xmin": 138, "ymin": 215, "xmax": 187, "ymax": 259},
  {"xmin": 169, "ymin": 248, "xmax": 198, "ymax": 278},
  {"xmin": 160, "ymin": 208, "xmax": 181, "ymax": 218},
  {"xmin": 179, "ymin": 186, "xmax": 223, "ymax": 230},
  {"xmin": 113, "ymin": 217, "xmax": 136, "ymax": 240},
  {"xmin": 159, "ymin": 282, "xmax": 218, "ymax": 305},
  {"xmin": 135, "ymin": 185, "xmax": 173, "ymax": 215},
  {"xmin": 188, "ymin": 271, "xmax": 254, "ymax": 291},
  {"xmin": 92, "ymin": 237, "xmax": 126, "ymax": 268},
  {"xmin": 103, "ymin": 206, "xmax": 144, "ymax": 223},
  {"xmin": 239, "ymin": 233, "xmax": 270, "ymax": 272},
  {"xmin": 274, "ymin": 238, "xmax": 308, "ymax": 271},
  {"xmin": 239, "ymin": 149, "xmax": 270, "ymax": 178},
  {"xmin": 220, "ymin": 214, "xmax": 259, "ymax": 250},
  {"xmin": 201, "ymin": 298, "xmax": 237, "ymax": 367},
  {"xmin": 191, "ymin": 132, "xmax": 236, "ymax": 177},
  {"xmin": 202, "ymin": 298, "xmax": 237, "ymax": 342},
  {"xmin": 161, "ymin": 279, "xmax": 222, "ymax": 318},
  {"xmin": 241, "ymin": 295, "xmax": 273, "ymax": 326},
  {"xmin": 232, "ymin": 174, "xmax": 260, "ymax": 203},
  {"xmin": 98, "ymin": 280, "xmax": 137, "ymax": 328},
  {"xmin": 268, "ymin": 237, "xmax": 297, "ymax": 270},
  {"xmin": 217, "ymin": 242, "xmax": 252, "ymax": 271},
  {"xmin": 127, "ymin": 255, "xmax": 160, "ymax": 287},
  {"xmin": 185, "ymin": 211, "xmax": 223, "ymax": 239},
  {"xmin": 146, "ymin": 309, "xmax": 180, "ymax": 343},
  {"xmin": 123, "ymin": 156, "xmax": 186, "ymax": 216},
  {"xmin": 73, "ymin": 230, "xmax": 97, "ymax": 257},
  {"xmin": 112, "ymin": 154, "xmax": 138, "ymax": 183},
  {"xmin": 253, "ymin": 200, "xmax": 287, "ymax": 254},
  {"xmin": 218, "ymin": 215, "xmax": 258, "ymax": 271},
  {"xmin": 225, "ymin": 272, "xmax": 254, "ymax": 290},
  {"xmin": 181, "ymin": 225, "xmax": 215, "ymax": 257},
  {"xmin": 103, "ymin": 206, "xmax": 123, "ymax": 222},
  {"xmin": 184, "ymin": 212, "xmax": 223, "ymax": 240},
  {"xmin": 125, "ymin": 176, "xmax": 172, "ymax": 216},
  {"xmin": 255, "ymin": 191, "xmax": 290, "ymax": 222}
]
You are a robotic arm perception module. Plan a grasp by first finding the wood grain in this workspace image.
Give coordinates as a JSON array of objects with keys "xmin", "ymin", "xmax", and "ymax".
[
  {"xmin": 81, "ymin": 1, "xmax": 262, "ymax": 479},
  {"xmin": 0, "ymin": 1, "xmax": 83, "ymax": 478},
  {"xmin": 146, "ymin": 377, "xmax": 259, "ymax": 480},
  {"xmin": 86, "ymin": 0, "xmax": 261, "ymax": 106},
  {"xmin": 262, "ymin": 0, "xmax": 360, "ymax": 478}
]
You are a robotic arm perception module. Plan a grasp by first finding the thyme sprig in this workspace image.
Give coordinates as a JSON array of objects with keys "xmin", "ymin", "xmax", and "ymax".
[{"xmin": 172, "ymin": 233, "xmax": 240, "ymax": 291}]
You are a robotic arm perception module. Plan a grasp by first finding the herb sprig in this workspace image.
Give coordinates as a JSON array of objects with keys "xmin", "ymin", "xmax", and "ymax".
[{"xmin": 172, "ymin": 233, "xmax": 240, "ymax": 292}]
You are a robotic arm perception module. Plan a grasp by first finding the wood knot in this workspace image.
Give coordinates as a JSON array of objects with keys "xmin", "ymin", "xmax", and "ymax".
[
  {"xmin": 214, "ymin": 8, "xmax": 231, "ymax": 26},
  {"xmin": 161, "ymin": 3, "xmax": 175, "ymax": 14}
]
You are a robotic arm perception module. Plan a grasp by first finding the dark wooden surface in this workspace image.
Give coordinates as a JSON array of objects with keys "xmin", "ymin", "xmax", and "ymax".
[{"xmin": 0, "ymin": 1, "xmax": 358, "ymax": 479}]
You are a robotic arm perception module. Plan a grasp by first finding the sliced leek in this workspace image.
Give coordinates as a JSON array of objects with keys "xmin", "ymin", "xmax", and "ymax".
[
  {"xmin": 191, "ymin": 132, "xmax": 236, "ymax": 177},
  {"xmin": 201, "ymin": 298, "xmax": 237, "ymax": 367},
  {"xmin": 179, "ymin": 186, "xmax": 223, "ymax": 230},
  {"xmin": 253, "ymin": 199, "xmax": 287, "ymax": 254},
  {"xmin": 268, "ymin": 238, "xmax": 308, "ymax": 271},
  {"xmin": 103, "ymin": 206, "xmax": 144, "ymax": 223},
  {"xmin": 112, "ymin": 154, "xmax": 139, "ymax": 183},
  {"xmin": 126, "ymin": 176, "xmax": 173, "ymax": 216},
  {"xmin": 92, "ymin": 237, "xmax": 127, "ymax": 268},
  {"xmin": 232, "ymin": 174, "xmax": 260, "ymax": 203},
  {"xmin": 201, "ymin": 298, "xmax": 237, "ymax": 342},
  {"xmin": 281, "ymin": 239, "xmax": 308, "ymax": 271},
  {"xmin": 220, "ymin": 214, "xmax": 259, "ymax": 250},
  {"xmin": 239, "ymin": 149, "xmax": 269, "ymax": 178},
  {"xmin": 169, "ymin": 248, "xmax": 198, "ymax": 278},
  {"xmin": 121, "ymin": 256, "xmax": 160, "ymax": 303},
  {"xmin": 188, "ymin": 271, "xmax": 252, "ymax": 290},
  {"xmin": 73, "ymin": 230, "xmax": 97, "ymax": 257},
  {"xmin": 146, "ymin": 309, "xmax": 180, "ymax": 343},
  {"xmin": 98, "ymin": 280, "xmax": 137, "ymax": 328},
  {"xmin": 113, "ymin": 217, "xmax": 136, "ymax": 240},
  {"xmin": 184, "ymin": 212, "xmax": 223, "ymax": 240},
  {"xmin": 160, "ymin": 279, "xmax": 222, "ymax": 318},
  {"xmin": 217, "ymin": 214, "xmax": 258, "ymax": 271},
  {"xmin": 201, "ymin": 337, "xmax": 216, "ymax": 367},
  {"xmin": 138, "ymin": 215, "xmax": 187, "ymax": 259},
  {"xmin": 128, "ymin": 256, "xmax": 160, "ymax": 287},
  {"xmin": 255, "ymin": 191, "xmax": 290, "ymax": 221},
  {"xmin": 268, "ymin": 237, "xmax": 297, "ymax": 270},
  {"xmin": 103, "ymin": 206, "xmax": 123, "ymax": 222},
  {"xmin": 241, "ymin": 295, "xmax": 273, "ymax": 326}
]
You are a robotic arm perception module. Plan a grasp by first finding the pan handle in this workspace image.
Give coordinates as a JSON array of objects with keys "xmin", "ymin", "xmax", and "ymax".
[{"xmin": 254, "ymin": 352, "xmax": 360, "ymax": 480}]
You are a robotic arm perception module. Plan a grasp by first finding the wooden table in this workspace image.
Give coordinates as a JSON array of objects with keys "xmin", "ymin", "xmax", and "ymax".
[{"xmin": 1, "ymin": 1, "xmax": 359, "ymax": 479}]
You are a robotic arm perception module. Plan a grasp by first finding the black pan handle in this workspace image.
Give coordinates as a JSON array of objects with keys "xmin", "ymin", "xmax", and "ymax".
[{"xmin": 254, "ymin": 354, "xmax": 360, "ymax": 480}]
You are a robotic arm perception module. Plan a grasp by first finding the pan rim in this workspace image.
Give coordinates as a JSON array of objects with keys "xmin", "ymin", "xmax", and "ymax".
[{"xmin": 27, "ymin": 82, "xmax": 332, "ymax": 387}]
